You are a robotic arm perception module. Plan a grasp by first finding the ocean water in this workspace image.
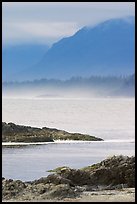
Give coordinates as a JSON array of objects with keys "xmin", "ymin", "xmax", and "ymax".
[
  {"xmin": 2, "ymin": 97, "xmax": 135, "ymax": 181},
  {"xmin": 2, "ymin": 97, "xmax": 135, "ymax": 140}
]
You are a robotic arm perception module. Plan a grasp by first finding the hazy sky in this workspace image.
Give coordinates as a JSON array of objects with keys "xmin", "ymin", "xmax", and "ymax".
[{"xmin": 2, "ymin": 2, "xmax": 135, "ymax": 46}]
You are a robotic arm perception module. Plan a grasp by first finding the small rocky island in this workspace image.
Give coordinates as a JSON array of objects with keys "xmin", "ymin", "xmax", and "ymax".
[
  {"xmin": 2, "ymin": 155, "xmax": 135, "ymax": 202},
  {"xmin": 2, "ymin": 122, "xmax": 103, "ymax": 143}
]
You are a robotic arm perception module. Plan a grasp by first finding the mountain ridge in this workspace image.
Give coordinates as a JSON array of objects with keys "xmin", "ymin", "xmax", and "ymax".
[
  {"xmin": 2, "ymin": 44, "xmax": 49, "ymax": 81},
  {"xmin": 22, "ymin": 16, "xmax": 135, "ymax": 80},
  {"xmin": 2, "ymin": 16, "xmax": 135, "ymax": 81}
]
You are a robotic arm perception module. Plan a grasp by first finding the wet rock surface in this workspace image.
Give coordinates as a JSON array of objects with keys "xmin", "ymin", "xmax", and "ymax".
[
  {"xmin": 2, "ymin": 155, "xmax": 135, "ymax": 201},
  {"xmin": 2, "ymin": 122, "xmax": 103, "ymax": 142}
]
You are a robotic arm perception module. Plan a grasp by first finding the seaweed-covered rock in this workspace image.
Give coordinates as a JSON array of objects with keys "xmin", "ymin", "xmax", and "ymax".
[
  {"xmin": 50, "ymin": 155, "xmax": 135, "ymax": 188},
  {"xmin": 2, "ymin": 155, "xmax": 135, "ymax": 201},
  {"xmin": 45, "ymin": 184, "xmax": 78, "ymax": 199},
  {"xmin": 32, "ymin": 174, "xmax": 74, "ymax": 186},
  {"xmin": 2, "ymin": 178, "xmax": 27, "ymax": 200},
  {"xmin": 82, "ymin": 155, "xmax": 135, "ymax": 187},
  {"xmin": 2, "ymin": 122, "xmax": 103, "ymax": 142},
  {"xmin": 2, "ymin": 122, "xmax": 54, "ymax": 142},
  {"xmin": 57, "ymin": 168, "xmax": 92, "ymax": 186}
]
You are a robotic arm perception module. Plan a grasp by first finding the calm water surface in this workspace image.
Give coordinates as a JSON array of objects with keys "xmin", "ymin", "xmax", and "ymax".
[
  {"xmin": 2, "ymin": 141, "xmax": 135, "ymax": 181},
  {"xmin": 2, "ymin": 98, "xmax": 135, "ymax": 181}
]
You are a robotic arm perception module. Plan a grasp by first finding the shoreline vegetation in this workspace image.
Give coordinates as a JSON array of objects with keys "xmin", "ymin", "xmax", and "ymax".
[
  {"xmin": 2, "ymin": 155, "xmax": 135, "ymax": 202},
  {"xmin": 2, "ymin": 122, "xmax": 103, "ymax": 143},
  {"xmin": 3, "ymin": 74, "xmax": 135, "ymax": 98}
]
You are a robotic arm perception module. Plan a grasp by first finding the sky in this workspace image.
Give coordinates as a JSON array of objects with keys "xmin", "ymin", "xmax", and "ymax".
[{"xmin": 2, "ymin": 2, "xmax": 135, "ymax": 46}]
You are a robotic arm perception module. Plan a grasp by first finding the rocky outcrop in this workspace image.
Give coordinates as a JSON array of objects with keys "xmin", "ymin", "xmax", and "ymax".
[
  {"xmin": 2, "ymin": 122, "xmax": 54, "ymax": 142},
  {"xmin": 2, "ymin": 177, "xmax": 81, "ymax": 201},
  {"xmin": 84, "ymin": 155, "xmax": 135, "ymax": 188},
  {"xmin": 49, "ymin": 155, "xmax": 135, "ymax": 188},
  {"xmin": 2, "ymin": 122, "xmax": 103, "ymax": 142},
  {"xmin": 2, "ymin": 155, "xmax": 135, "ymax": 201}
]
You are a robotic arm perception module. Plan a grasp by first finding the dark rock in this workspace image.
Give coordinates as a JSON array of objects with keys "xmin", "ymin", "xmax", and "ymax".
[
  {"xmin": 46, "ymin": 184, "xmax": 78, "ymax": 199},
  {"xmin": 2, "ymin": 155, "xmax": 135, "ymax": 201},
  {"xmin": 58, "ymin": 168, "xmax": 93, "ymax": 186},
  {"xmin": 83, "ymin": 155, "xmax": 135, "ymax": 187},
  {"xmin": 32, "ymin": 174, "xmax": 74, "ymax": 186},
  {"xmin": 2, "ymin": 122, "xmax": 103, "ymax": 142}
]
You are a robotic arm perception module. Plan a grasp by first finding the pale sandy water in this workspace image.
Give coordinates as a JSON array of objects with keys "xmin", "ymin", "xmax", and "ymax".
[{"xmin": 2, "ymin": 97, "xmax": 135, "ymax": 140}]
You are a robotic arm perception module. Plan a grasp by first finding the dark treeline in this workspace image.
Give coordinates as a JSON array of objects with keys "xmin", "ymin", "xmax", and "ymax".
[
  {"xmin": 2, "ymin": 74, "xmax": 135, "ymax": 87},
  {"xmin": 2, "ymin": 74, "xmax": 135, "ymax": 97}
]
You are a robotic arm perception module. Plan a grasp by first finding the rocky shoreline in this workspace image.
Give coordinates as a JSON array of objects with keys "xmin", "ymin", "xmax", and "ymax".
[
  {"xmin": 2, "ymin": 155, "xmax": 135, "ymax": 202},
  {"xmin": 2, "ymin": 122, "xmax": 103, "ymax": 143}
]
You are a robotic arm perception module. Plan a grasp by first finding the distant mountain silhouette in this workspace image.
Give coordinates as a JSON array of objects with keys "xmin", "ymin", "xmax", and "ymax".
[
  {"xmin": 17, "ymin": 16, "xmax": 135, "ymax": 81},
  {"xmin": 2, "ymin": 44, "xmax": 49, "ymax": 81},
  {"xmin": 2, "ymin": 16, "xmax": 135, "ymax": 81}
]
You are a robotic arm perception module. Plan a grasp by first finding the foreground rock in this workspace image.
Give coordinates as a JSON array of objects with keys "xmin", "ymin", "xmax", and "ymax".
[
  {"xmin": 2, "ymin": 155, "xmax": 135, "ymax": 201},
  {"xmin": 2, "ymin": 122, "xmax": 103, "ymax": 143},
  {"xmin": 48, "ymin": 155, "xmax": 135, "ymax": 188}
]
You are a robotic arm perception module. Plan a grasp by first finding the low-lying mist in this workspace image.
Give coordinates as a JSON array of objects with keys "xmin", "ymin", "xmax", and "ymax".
[{"xmin": 2, "ymin": 75, "xmax": 135, "ymax": 99}]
